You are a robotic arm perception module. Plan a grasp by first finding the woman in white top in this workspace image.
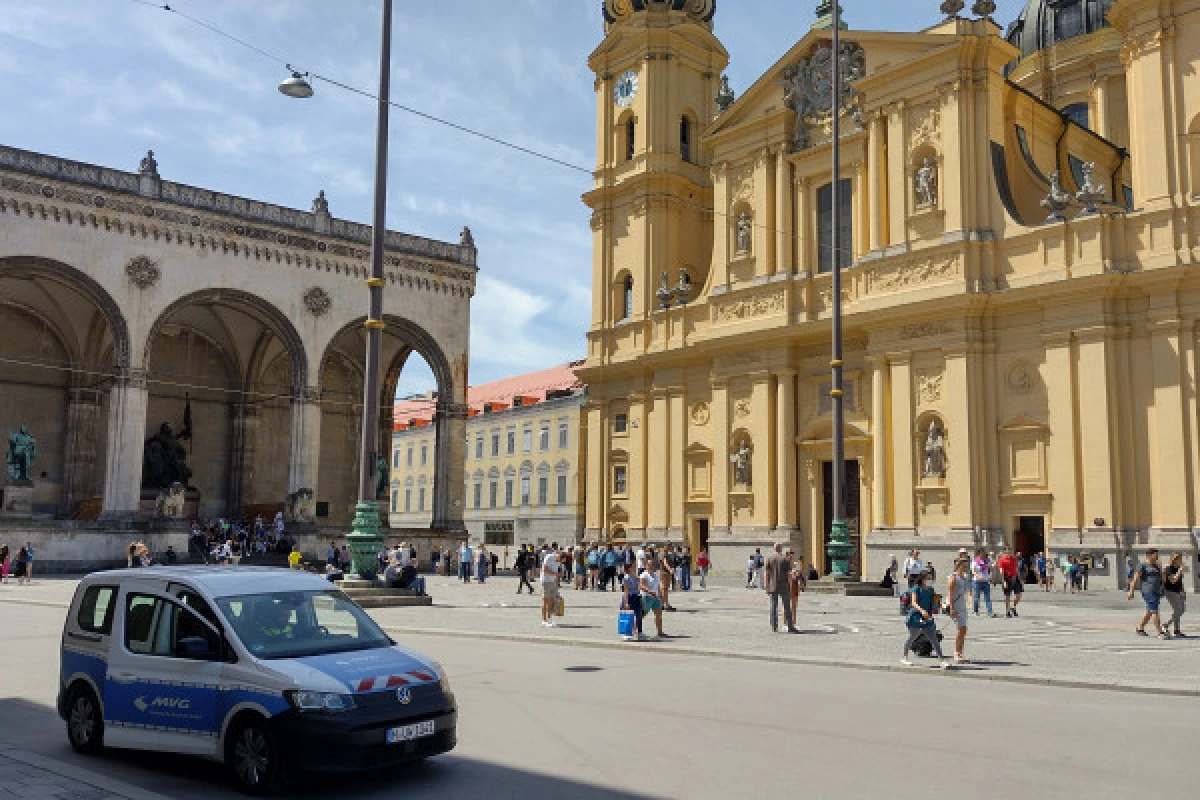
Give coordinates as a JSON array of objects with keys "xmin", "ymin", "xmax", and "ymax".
[{"xmin": 639, "ymin": 558, "xmax": 666, "ymax": 637}]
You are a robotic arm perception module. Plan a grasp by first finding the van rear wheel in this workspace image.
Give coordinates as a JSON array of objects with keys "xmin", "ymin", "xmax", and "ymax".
[
  {"xmin": 65, "ymin": 685, "xmax": 104, "ymax": 755},
  {"xmin": 227, "ymin": 717, "xmax": 282, "ymax": 795}
]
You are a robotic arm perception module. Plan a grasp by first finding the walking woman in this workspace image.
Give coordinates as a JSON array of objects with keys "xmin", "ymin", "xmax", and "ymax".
[
  {"xmin": 639, "ymin": 557, "xmax": 666, "ymax": 637},
  {"xmin": 13, "ymin": 545, "xmax": 30, "ymax": 585},
  {"xmin": 621, "ymin": 561, "xmax": 644, "ymax": 641},
  {"xmin": 789, "ymin": 551, "xmax": 807, "ymax": 622},
  {"xmin": 948, "ymin": 557, "xmax": 970, "ymax": 663},
  {"xmin": 971, "ymin": 549, "xmax": 994, "ymax": 617},
  {"xmin": 1163, "ymin": 552, "xmax": 1187, "ymax": 638},
  {"xmin": 902, "ymin": 569, "xmax": 950, "ymax": 669},
  {"xmin": 0, "ymin": 544, "xmax": 10, "ymax": 583},
  {"xmin": 476, "ymin": 546, "xmax": 489, "ymax": 584},
  {"xmin": 659, "ymin": 553, "xmax": 676, "ymax": 612}
]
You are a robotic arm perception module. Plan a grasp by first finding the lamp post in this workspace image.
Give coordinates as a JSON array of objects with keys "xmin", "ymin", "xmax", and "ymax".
[
  {"xmin": 825, "ymin": 0, "xmax": 854, "ymax": 580},
  {"xmin": 280, "ymin": 0, "xmax": 394, "ymax": 579}
]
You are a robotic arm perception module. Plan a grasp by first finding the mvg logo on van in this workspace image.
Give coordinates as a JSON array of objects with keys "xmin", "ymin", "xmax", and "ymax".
[{"xmin": 134, "ymin": 696, "xmax": 191, "ymax": 712}]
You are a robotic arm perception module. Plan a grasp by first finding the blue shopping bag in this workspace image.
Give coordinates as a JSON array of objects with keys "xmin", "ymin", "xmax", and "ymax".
[{"xmin": 617, "ymin": 609, "xmax": 635, "ymax": 637}]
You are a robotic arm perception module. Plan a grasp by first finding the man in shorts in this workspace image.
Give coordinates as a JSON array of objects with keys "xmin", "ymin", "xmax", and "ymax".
[
  {"xmin": 997, "ymin": 546, "xmax": 1023, "ymax": 618},
  {"xmin": 540, "ymin": 547, "xmax": 560, "ymax": 627},
  {"xmin": 1128, "ymin": 549, "xmax": 1166, "ymax": 639}
]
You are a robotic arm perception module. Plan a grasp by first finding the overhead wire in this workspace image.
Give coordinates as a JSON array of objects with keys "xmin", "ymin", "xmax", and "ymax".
[{"xmin": 120, "ymin": 0, "xmax": 855, "ymax": 261}]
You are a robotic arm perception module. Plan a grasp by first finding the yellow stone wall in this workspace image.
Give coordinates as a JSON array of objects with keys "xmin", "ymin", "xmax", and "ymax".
[{"xmin": 578, "ymin": 3, "xmax": 1200, "ymax": 586}]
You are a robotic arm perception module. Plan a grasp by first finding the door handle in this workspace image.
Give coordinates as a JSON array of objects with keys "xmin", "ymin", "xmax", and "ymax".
[
  {"xmin": 110, "ymin": 672, "xmax": 137, "ymax": 684},
  {"xmin": 67, "ymin": 631, "xmax": 102, "ymax": 643}
]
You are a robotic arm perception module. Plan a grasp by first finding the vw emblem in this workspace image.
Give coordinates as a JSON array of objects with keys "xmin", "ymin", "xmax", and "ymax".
[{"xmin": 396, "ymin": 687, "xmax": 412, "ymax": 705}]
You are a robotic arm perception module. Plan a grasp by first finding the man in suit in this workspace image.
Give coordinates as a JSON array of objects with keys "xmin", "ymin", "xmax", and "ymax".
[{"xmin": 765, "ymin": 542, "xmax": 799, "ymax": 633}]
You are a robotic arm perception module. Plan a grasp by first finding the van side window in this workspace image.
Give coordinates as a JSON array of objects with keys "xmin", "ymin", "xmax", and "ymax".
[
  {"xmin": 125, "ymin": 594, "xmax": 219, "ymax": 658},
  {"xmin": 76, "ymin": 585, "xmax": 117, "ymax": 634}
]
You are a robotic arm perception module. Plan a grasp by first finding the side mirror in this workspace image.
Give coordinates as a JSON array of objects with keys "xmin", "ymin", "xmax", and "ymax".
[{"xmin": 176, "ymin": 635, "xmax": 218, "ymax": 661}]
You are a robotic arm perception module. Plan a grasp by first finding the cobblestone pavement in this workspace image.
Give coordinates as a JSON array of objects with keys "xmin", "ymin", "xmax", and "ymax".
[
  {"xmin": 0, "ymin": 749, "xmax": 169, "ymax": 800},
  {"xmin": 4, "ymin": 574, "xmax": 1197, "ymax": 694}
]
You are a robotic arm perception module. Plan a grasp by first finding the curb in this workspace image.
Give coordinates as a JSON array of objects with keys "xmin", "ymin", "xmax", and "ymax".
[
  {"xmin": 0, "ymin": 747, "xmax": 173, "ymax": 800},
  {"xmin": 380, "ymin": 624, "xmax": 1200, "ymax": 699}
]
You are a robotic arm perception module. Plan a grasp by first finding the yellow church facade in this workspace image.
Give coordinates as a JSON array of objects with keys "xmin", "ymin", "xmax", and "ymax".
[{"xmin": 577, "ymin": 0, "xmax": 1200, "ymax": 587}]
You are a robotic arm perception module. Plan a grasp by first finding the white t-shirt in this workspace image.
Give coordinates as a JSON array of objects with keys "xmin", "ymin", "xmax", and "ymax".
[
  {"xmin": 747, "ymin": 556, "xmax": 756, "ymax": 571},
  {"xmin": 640, "ymin": 570, "xmax": 660, "ymax": 597},
  {"xmin": 541, "ymin": 553, "xmax": 559, "ymax": 583},
  {"xmin": 636, "ymin": 548, "xmax": 647, "ymax": 571}
]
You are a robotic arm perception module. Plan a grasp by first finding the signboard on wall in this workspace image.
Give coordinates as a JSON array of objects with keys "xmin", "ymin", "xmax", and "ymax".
[{"xmin": 484, "ymin": 521, "xmax": 514, "ymax": 546}]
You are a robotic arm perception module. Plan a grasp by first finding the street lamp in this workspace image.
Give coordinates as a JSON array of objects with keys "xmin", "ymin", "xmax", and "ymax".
[{"xmin": 281, "ymin": 0, "xmax": 394, "ymax": 579}]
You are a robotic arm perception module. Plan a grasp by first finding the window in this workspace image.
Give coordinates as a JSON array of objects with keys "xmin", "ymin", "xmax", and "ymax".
[
  {"xmin": 522, "ymin": 428, "xmax": 533, "ymax": 453},
  {"xmin": 76, "ymin": 585, "xmax": 117, "ymax": 635},
  {"xmin": 558, "ymin": 422, "xmax": 569, "ymax": 449},
  {"xmin": 473, "ymin": 483, "xmax": 482, "ymax": 509},
  {"xmin": 475, "ymin": 436, "xmax": 484, "ymax": 460},
  {"xmin": 1055, "ymin": 1, "xmax": 1083, "ymax": 40},
  {"xmin": 418, "ymin": 488, "xmax": 426, "ymax": 512},
  {"xmin": 557, "ymin": 475, "xmax": 568, "ymax": 505},
  {"xmin": 680, "ymin": 116, "xmax": 692, "ymax": 163},
  {"xmin": 539, "ymin": 423, "xmax": 550, "ymax": 451},
  {"xmin": 538, "ymin": 476, "xmax": 549, "ymax": 505},
  {"xmin": 405, "ymin": 489, "xmax": 412, "ymax": 512},
  {"xmin": 614, "ymin": 413, "xmax": 628, "ymax": 434},
  {"xmin": 621, "ymin": 275, "xmax": 634, "ymax": 320},
  {"xmin": 817, "ymin": 179, "xmax": 854, "ymax": 274},
  {"xmin": 489, "ymin": 481, "xmax": 498, "ymax": 508},
  {"xmin": 614, "ymin": 465, "xmax": 628, "ymax": 497},
  {"xmin": 626, "ymin": 117, "xmax": 636, "ymax": 161},
  {"xmin": 420, "ymin": 444, "xmax": 427, "ymax": 467},
  {"xmin": 491, "ymin": 433, "xmax": 500, "ymax": 457},
  {"xmin": 520, "ymin": 476, "xmax": 531, "ymax": 505},
  {"xmin": 506, "ymin": 431, "xmax": 516, "ymax": 455},
  {"xmin": 390, "ymin": 489, "xmax": 398, "ymax": 513},
  {"xmin": 392, "ymin": 449, "xmax": 400, "ymax": 469},
  {"xmin": 406, "ymin": 447, "xmax": 413, "ymax": 468},
  {"xmin": 1062, "ymin": 102, "xmax": 1089, "ymax": 129},
  {"xmin": 505, "ymin": 479, "xmax": 514, "ymax": 507},
  {"xmin": 125, "ymin": 593, "xmax": 217, "ymax": 658}
]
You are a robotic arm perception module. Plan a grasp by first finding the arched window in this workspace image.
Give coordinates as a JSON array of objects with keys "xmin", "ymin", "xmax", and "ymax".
[
  {"xmin": 626, "ymin": 118, "xmax": 636, "ymax": 162},
  {"xmin": 622, "ymin": 275, "xmax": 634, "ymax": 320},
  {"xmin": 680, "ymin": 117, "xmax": 692, "ymax": 163}
]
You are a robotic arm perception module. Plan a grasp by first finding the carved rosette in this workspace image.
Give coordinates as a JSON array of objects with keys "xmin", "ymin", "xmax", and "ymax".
[
  {"xmin": 125, "ymin": 256, "xmax": 160, "ymax": 289},
  {"xmin": 690, "ymin": 402, "xmax": 711, "ymax": 426},
  {"xmin": 302, "ymin": 287, "xmax": 332, "ymax": 317},
  {"xmin": 915, "ymin": 370, "xmax": 944, "ymax": 406}
]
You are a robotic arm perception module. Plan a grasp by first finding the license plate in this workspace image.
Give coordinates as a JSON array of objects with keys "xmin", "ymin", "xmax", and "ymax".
[{"xmin": 386, "ymin": 720, "xmax": 435, "ymax": 744}]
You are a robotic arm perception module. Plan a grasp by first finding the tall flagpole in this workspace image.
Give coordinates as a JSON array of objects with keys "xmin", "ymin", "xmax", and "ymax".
[{"xmin": 826, "ymin": 1, "xmax": 853, "ymax": 579}]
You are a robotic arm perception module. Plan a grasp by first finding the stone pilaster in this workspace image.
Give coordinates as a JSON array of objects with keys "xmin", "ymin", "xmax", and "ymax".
[
  {"xmin": 288, "ymin": 387, "xmax": 322, "ymax": 504},
  {"xmin": 62, "ymin": 387, "xmax": 103, "ymax": 516},
  {"xmin": 228, "ymin": 404, "xmax": 259, "ymax": 516},
  {"xmin": 774, "ymin": 370, "xmax": 798, "ymax": 533},
  {"xmin": 433, "ymin": 402, "xmax": 468, "ymax": 532},
  {"xmin": 101, "ymin": 368, "xmax": 149, "ymax": 520}
]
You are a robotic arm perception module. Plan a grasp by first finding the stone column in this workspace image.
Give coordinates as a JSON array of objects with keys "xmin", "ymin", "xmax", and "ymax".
[
  {"xmin": 288, "ymin": 387, "xmax": 322, "ymax": 517},
  {"xmin": 1074, "ymin": 328, "xmax": 1117, "ymax": 529},
  {"xmin": 711, "ymin": 379, "xmax": 730, "ymax": 534},
  {"xmin": 227, "ymin": 403, "xmax": 259, "ymax": 516},
  {"xmin": 795, "ymin": 177, "xmax": 810, "ymax": 272},
  {"xmin": 775, "ymin": 370, "xmax": 797, "ymax": 533},
  {"xmin": 433, "ymin": 402, "xmax": 468, "ymax": 532},
  {"xmin": 101, "ymin": 368, "xmax": 149, "ymax": 520},
  {"xmin": 775, "ymin": 146, "xmax": 794, "ymax": 274},
  {"xmin": 889, "ymin": 355, "xmax": 916, "ymax": 531},
  {"xmin": 713, "ymin": 163, "xmax": 731, "ymax": 286},
  {"xmin": 886, "ymin": 103, "xmax": 908, "ymax": 250},
  {"xmin": 868, "ymin": 111, "xmax": 887, "ymax": 254},
  {"xmin": 62, "ymin": 387, "xmax": 103, "ymax": 515},
  {"xmin": 869, "ymin": 356, "xmax": 888, "ymax": 529}
]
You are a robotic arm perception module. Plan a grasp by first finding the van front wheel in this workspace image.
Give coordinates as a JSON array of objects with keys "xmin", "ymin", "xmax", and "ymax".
[{"xmin": 227, "ymin": 717, "xmax": 282, "ymax": 795}]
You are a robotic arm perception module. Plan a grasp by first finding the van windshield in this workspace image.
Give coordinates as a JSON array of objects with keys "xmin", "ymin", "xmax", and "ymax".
[{"xmin": 214, "ymin": 590, "xmax": 393, "ymax": 660}]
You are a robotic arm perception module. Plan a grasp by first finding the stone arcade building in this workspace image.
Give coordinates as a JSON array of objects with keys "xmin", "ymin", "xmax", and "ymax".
[
  {"xmin": 579, "ymin": 0, "xmax": 1200, "ymax": 587},
  {"xmin": 0, "ymin": 145, "xmax": 474, "ymax": 569}
]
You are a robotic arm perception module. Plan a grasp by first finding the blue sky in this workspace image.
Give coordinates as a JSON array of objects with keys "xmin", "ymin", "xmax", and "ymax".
[{"xmin": 0, "ymin": 0, "xmax": 1026, "ymax": 396}]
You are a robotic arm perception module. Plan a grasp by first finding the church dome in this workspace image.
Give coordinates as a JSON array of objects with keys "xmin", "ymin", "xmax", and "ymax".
[
  {"xmin": 602, "ymin": 0, "xmax": 716, "ymax": 27},
  {"xmin": 1005, "ymin": 0, "xmax": 1116, "ymax": 58}
]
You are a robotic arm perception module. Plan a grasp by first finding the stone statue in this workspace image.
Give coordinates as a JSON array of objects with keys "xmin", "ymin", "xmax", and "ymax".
[
  {"xmin": 6, "ymin": 425, "xmax": 36, "ymax": 483},
  {"xmin": 138, "ymin": 150, "xmax": 159, "ymax": 177},
  {"xmin": 940, "ymin": 0, "xmax": 965, "ymax": 18},
  {"xmin": 155, "ymin": 482, "xmax": 187, "ymax": 518},
  {"xmin": 915, "ymin": 157, "xmax": 938, "ymax": 207},
  {"xmin": 460, "ymin": 225, "xmax": 475, "ymax": 249},
  {"xmin": 1041, "ymin": 171, "xmax": 1073, "ymax": 223},
  {"xmin": 312, "ymin": 189, "xmax": 330, "ymax": 215},
  {"xmin": 376, "ymin": 455, "xmax": 390, "ymax": 501},
  {"xmin": 736, "ymin": 211, "xmax": 753, "ymax": 255},
  {"xmin": 287, "ymin": 488, "xmax": 315, "ymax": 522},
  {"xmin": 1075, "ymin": 162, "xmax": 1106, "ymax": 215},
  {"xmin": 971, "ymin": 0, "xmax": 997, "ymax": 19},
  {"xmin": 731, "ymin": 440, "xmax": 753, "ymax": 487},
  {"xmin": 715, "ymin": 74, "xmax": 736, "ymax": 114},
  {"xmin": 923, "ymin": 420, "xmax": 947, "ymax": 479},
  {"xmin": 141, "ymin": 423, "xmax": 192, "ymax": 491}
]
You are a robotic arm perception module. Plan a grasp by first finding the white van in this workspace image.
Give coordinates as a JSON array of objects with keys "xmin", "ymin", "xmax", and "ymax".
[{"xmin": 58, "ymin": 566, "xmax": 457, "ymax": 793}]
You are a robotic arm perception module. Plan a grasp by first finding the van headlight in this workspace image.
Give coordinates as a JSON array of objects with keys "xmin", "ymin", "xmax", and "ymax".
[{"xmin": 285, "ymin": 690, "xmax": 356, "ymax": 713}]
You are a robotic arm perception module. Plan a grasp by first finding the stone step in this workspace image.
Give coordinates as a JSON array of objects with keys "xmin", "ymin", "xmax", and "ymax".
[
  {"xmin": 339, "ymin": 587, "xmax": 423, "ymax": 599},
  {"xmin": 352, "ymin": 595, "xmax": 433, "ymax": 609},
  {"xmin": 804, "ymin": 581, "xmax": 895, "ymax": 598}
]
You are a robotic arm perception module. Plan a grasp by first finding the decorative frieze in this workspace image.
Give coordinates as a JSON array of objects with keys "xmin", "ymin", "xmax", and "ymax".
[
  {"xmin": 868, "ymin": 255, "xmax": 959, "ymax": 293},
  {"xmin": 713, "ymin": 289, "xmax": 786, "ymax": 323}
]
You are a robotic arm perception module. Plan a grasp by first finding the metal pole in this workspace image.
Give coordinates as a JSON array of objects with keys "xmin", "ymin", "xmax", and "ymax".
[
  {"xmin": 826, "ymin": 1, "xmax": 853, "ymax": 579},
  {"xmin": 348, "ymin": 0, "xmax": 393, "ymax": 579}
]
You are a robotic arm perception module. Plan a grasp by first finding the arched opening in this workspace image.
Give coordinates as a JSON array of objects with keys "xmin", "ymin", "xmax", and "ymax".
[
  {"xmin": 625, "ymin": 117, "xmax": 636, "ymax": 162},
  {"xmin": 614, "ymin": 272, "xmax": 634, "ymax": 322},
  {"xmin": 143, "ymin": 290, "xmax": 305, "ymax": 520},
  {"xmin": 680, "ymin": 115, "xmax": 694, "ymax": 164},
  {"xmin": 0, "ymin": 258, "xmax": 131, "ymax": 517}
]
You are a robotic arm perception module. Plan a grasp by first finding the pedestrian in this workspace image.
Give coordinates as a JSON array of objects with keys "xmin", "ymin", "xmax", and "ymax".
[
  {"xmin": 1080, "ymin": 557, "xmax": 1090, "ymax": 591},
  {"xmin": 1045, "ymin": 554, "xmax": 1055, "ymax": 591},
  {"xmin": 587, "ymin": 545, "xmax": 600, "ymax": 589},
  {"xmin": 639, "ymin": 556, "xmax": 666, "ymax": 637},
  {"xmin": 1163, "ymin": 552, "xmax": 1187, "ymax": 638},
  {"xmin": 339, "ymin": 545, "xmax": 351, "ymax": 573},
  {"xmin": 603, "ymin": 545, "xmax": 619, "ymax": 591},
  {"xmin": 23, "ymin": 541, "xmax": 34, "ymax": 582},
  {"xmin": 540, "ymin": 546, "xmax": 560, "ymax": 627},
  {"xmin": 680, "ymin": 547, "xmax": 693, "ymax": 591},
  {"xmin": 491, "ymin": 549, "xmax": 499, "ymax": 577},
  {"xmin": 672, "ymin": 548, "xmax": 684, "ymax": 591},
  {"xmin": 621, "ymin": 561, "xmax": 644, "ymax": 641},
  {"xmin": 14, "ymin": 545, "xmax": 31, "ymax": 585},
  {"xmin": 459, "ymin": 541, "xmax": 472, "ymax": 583},
  {"xmin": 1125, "ymin": 554, "xmax": 1136, "ymax": 587},
  {"xmin": 0, "ymin": 544, "xmax": 9, "ymax": 583},
  {"xmin": 903, "ymin": 549, "xmax": 925, "ymax": 588},
  {"xmin": 971, "ymin": 549, "xmax": 995, "ymax": 617},
  {"xmin": 430, "ymin": 546, "xmax": 441, "ymax": 576},
  {"xmin": 765, "ymin": 543, "xmax": 799, "ymax": 633},
  {"xmin": 288, "ymin": 545, "xmax": 302, "ymax": 570},
  {"xmin": 1036, "ymin": 552, "xmax": 1048, "ymax": 591},
  {"xmin": 696, "ymin": 548, "xmax": 710, "ymax": 589},
  {"xmin": 476, "ymin": 545, "xmax": 488, "ymax": 584},
  {"xmin": 1128, "ymin": 549, "xmax": 1167, "ymax": 639},
  {"xmin": 574, "ymin": 547, "xmax": 587, "ymax": 590},
  {"xmin": 746, "ymin": 551, "xmax": 757, "ymax": 588},
  {"xmin": 754, "ymin": 548, "xmax": 765, "ymax": 589},
  {"xmin": 127, "ymin": 542, "xmax": 138, "ymax": 568},
  {"xmin": 902, "ymin": 568, "xmax": 950, "ymax": 669},
  {"xmin": 659, "ymin": 554, "xmax": 676, "ymax": 612},
  {"xmin": 788, "ymin": 549, "xmax": 807, "ymax": 623},
  {"xmin": 882, "ymin": 554, "xmax": 899, "ymax": 595},
  {"xmin": 327, "ymin": 540, "xmax": 338, "ymax": 568},
  {"xmin": 997, "ymin": 546, "xmax": 1023, "ymax": 618},
  {"xmin": 947, "ymin": 557, "xmax": 970, "ymax": 663}
]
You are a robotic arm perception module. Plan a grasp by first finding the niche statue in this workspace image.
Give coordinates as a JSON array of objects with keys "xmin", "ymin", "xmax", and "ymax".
[
  {"xmin": 6, "ymin": 425, "xmax": 36, "ymax": 483},
  {"xmin": 142, "ymin": 423, "xmax": 193, "ymax": 490}
]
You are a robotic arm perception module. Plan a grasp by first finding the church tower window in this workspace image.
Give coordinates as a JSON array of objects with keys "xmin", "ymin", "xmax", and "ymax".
[
  {"xmin": 626, "ymin": 118, "xmax": 636, "ymax": 162},
  {"xmin": 680, "ymin": 116, "xmax": 692, "ymax": 163}
]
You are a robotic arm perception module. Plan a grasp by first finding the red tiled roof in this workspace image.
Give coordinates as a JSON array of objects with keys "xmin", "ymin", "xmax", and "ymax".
[{"xmin": 393, "ymin": 361, "xmax": 583, "ymax": 430}]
